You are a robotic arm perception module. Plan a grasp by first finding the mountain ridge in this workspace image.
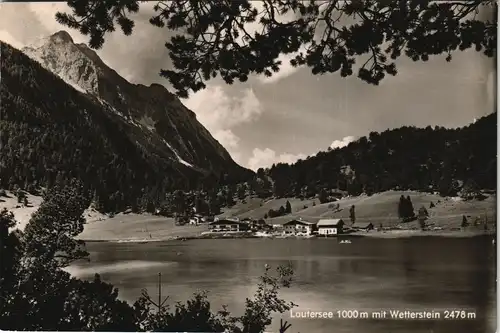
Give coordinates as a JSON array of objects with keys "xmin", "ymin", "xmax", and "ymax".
[
  {"xmin": 20, "ymin": 30, "xmax": 245, "ymax": 173},
  {"xmin": 1, "ymin": 36, "xmax": 252, "ymax": 213}
]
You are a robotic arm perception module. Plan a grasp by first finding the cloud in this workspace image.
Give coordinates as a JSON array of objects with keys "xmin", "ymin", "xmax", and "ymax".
[
  {"xmin": 330, "ymin": 136, "xmax": 356, "ymax": 149},
  {"xmin": 213, "ymin": 129, "xmax": 240, "ymax": 149},
  {"xmin": 185, "ymin": 85, "xmax": 262, "ymax": 130},
  {"xmin": 0, "ymin": 29, "xmax": 23, "ymax": 49},
  {"xmin": 184, "ymin": 85, "xmax": 263, "ymax": 164},
  {"xmin": 213, "ymin": 129, "xmax": 245, "ymax": 165},
  {"xmin": 247, "ymin": 148, "xmax": 306, "ymax": 171},
  {"xmin": 26, "ymin": 3, "xmax": 86, "ymax": 42}
]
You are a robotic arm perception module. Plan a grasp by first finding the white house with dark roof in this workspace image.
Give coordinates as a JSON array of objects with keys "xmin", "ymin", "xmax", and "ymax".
[
  {"xmin": 282, "ymin": 219, "xmax": 317, "ymax": 235},
  {"xmin": 317, "ymin": 219, "xmax": 344, "ymax": 236}
]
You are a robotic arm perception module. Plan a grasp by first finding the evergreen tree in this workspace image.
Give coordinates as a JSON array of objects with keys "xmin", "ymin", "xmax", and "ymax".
[
  {"xmin": 225, "ymin": 187, "xmax": 235, "ymax": 207},
  {"xmin": 173, "ymin": 190, "xmax": 186, "ymax": 215},
  {"xmin": 418, "ymin": 206, "xmax": 428, "ymax": 230},
  {"xmin": 207, "ymin": 193, "xmax": 221, "ymax": 216},
  {"xmin": 16, "ymin": 190, "xmax": 26, "ymax": 204},
  {"xmin": 272, "ymin": 179, "xmax": 287, "ymax": 198},
  {"xmin": 418, "ymin": 206, "xmax": 429, "ymax": 217},
  {"xmin": 347, "ymin": 179, "xmax": 363, "ymax": 196},
  {"xmin": 438, "ymin": 175, "xmax": 456, "ymax": 197},
  {"xmin": 461, "ymin": 215, "xmax": 469, "ymax": 228},
  {"xmin": 398, "ymin": 195, "xmax": 416, "ymax": 221},
  {"xmin": 285, "ymin": 200, "xmax": 292, "ymax": 214},
  {"xmin": 405, "ymin": 195, "xmax": 415, "ymax": 219},
  {"xmin": 398, "ymin": 195, "xmax": 406, "ymax": 219},
  {"xmin": 237, "ymin": 183, "xmax": 246, "ymax": 201},
  {"xmin": 318, "ymin": 188, "xmax": 328, "ymax": 204},
  {"xmin": 23, "ymin": 181, "xmax": 91, "ymax": 267},
  {"xmin": 0, "ymin": 208, "xmax": 18, "ymax": 291},
  {"xmin": 194, "ymin": 195, "xmax": 204, "ymax": 214},
  {"xmin": 349, "ymin": 205, "xmax": 356, "ymax": 224}
]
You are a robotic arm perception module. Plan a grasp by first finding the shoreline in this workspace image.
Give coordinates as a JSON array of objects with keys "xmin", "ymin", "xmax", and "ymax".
[
  {"xmin": 4, "ymin": 190, "xmax": 494, "ymax": 243},
  {"xmin": 80, "ymin": 229, "xmax": 496, "ymax": 243}
]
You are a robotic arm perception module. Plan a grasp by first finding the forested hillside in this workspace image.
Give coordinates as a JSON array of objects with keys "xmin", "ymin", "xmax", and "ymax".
[
  {"xmin": 0, "ymin": 41, "xmax": 252, "ymax": 212},
  {"xmin": 168, "ymin": 113, "xmax": 496, "ymax": 221},
  {"xmin": 256, "ymin": 113, "xmax": 496, "ymax": 199}
]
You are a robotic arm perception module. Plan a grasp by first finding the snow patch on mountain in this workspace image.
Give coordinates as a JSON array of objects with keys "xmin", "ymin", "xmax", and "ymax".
[
  {"xmin": 163, "ymin": 140, "xmax": 194, "ymax": 168},
  {"xmin": 138, "ymin": 115, "xmax": 156, "ymax": 132}
]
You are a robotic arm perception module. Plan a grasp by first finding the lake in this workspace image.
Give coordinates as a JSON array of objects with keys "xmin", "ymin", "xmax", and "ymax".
[{"xmin": 67, "ymin": 236, "xmax": 497, "ymax": 333}]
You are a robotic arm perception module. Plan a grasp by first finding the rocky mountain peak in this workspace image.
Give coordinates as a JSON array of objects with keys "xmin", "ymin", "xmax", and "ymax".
[
  {"xmin": 23, "ymin": 30, "xmax": 100, "ymax": 94},
  {"xmin": 49, "ymin": 30, "xmax": 74, "ymax": 44},
  {"xmin": 18, "ymin": 31, "xmax": 251, "ymax": 178}
]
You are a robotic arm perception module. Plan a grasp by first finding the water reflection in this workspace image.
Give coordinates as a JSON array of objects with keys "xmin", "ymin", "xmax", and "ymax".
[{"xmin": 72, "ymin": 236, "xmax": 496, "ymax": 333}]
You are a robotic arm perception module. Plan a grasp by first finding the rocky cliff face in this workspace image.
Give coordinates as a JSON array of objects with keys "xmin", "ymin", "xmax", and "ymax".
[{"xmin": 22, "ymin": 30, "xmax": 247, "ymax": 176}]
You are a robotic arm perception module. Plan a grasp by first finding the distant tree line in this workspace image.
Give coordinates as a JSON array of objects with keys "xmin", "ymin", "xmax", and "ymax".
[
  {"xmin": 157, "ymin": 185, "xmax": 244, "ymax": 219},
  {"xmin": 251, "ymin": 113, "xmax": 496, "ymax": 201}
]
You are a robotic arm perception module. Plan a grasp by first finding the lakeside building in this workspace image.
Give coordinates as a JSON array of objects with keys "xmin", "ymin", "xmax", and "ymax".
[
  {"xmin": 317, "ymin": 219, "xmax": 344, "ymax": 236},
  {"xmin": 208, "ymin": 219, "xmax": 250, "ymax": 232},
  {"xmin": 282, "ymin": 219, "xmax": 317, "ymax": 236},
  {"xmin": 247, "ymin": 219, "xmax": 271, "ymax": 231},
  {"xmin": 189, "ymin": 214, "xmax": 214, "ymax": 225}
]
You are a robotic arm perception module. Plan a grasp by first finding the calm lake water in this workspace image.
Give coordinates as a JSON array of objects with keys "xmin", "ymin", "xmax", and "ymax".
[{"xmin": 68, "ymin": 237, "xmax": 497, "ymax": 333}]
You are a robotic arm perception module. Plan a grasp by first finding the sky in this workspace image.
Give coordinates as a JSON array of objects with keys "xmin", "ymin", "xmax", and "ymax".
[{"xmin": 0, "ymin": 2, "xmax": 496, "ymax": 171}]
